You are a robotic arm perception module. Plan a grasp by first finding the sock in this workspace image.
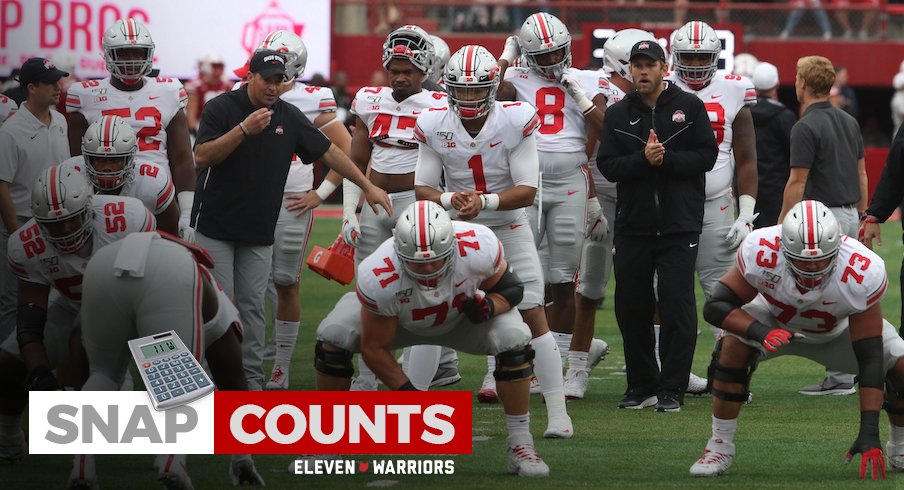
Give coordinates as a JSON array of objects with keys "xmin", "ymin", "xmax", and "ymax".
[
  {"xmin": 0, "ymin": 413, "xmax": 23, "ymax": 436},
  {"xmin": 653, "ymin": 324, "xmax": 661, "ymax": 370},
  {"xmin": 567, "ymin": 351, "xmax": 588, "ymax": 372},
  {"xmin": 531, "ymin": 332, "xmax": 567, "ymax": 418},
  {"xmin": 890, "ymin": 423, "xmax": 904, "ymax": 446},
  {"xmin": 505, "ymin": 412, "xmax": 532, "ymax": 446},
  {"xmin": 274, "ymin": 320, "xmax": 300, "ymax": 369},
  {"xmin": 707, "ymin": 416, "xmax": 738, "ymax": 452},
  {"xmin": 486, "ymin": 355, "xmax": 495, "ymax": 375},
  {"xmin": 357, "ymin": 354, "xmax": 375, "ymax": 381},
  {"xmin": 552, "ymin": 331, "xmax": 572, "ymax": 362}
]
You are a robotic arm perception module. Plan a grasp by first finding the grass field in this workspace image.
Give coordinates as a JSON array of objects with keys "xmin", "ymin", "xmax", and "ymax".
[{"xmin": 4, "ymin": 219, "xmax": 903, "ymax": 489}]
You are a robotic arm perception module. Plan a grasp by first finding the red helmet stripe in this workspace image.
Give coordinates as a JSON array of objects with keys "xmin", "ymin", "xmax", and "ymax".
[
  {"xmin": 262, "ymin": 31, "xmax": 278, "ymax": 49},
  {"xmin": 534, "ymin": 13, "xmax": 551, "ymax": 42},
  {"xmin": 463, "ymin": 45, "xmax": 476, "ymax": 75},
  {"xmin": 48, "ymin": 165, "xmax": 61, "ymax": 211},
  {"xmin": 417, "ymin": 201, "xmax": 428, "ymax": 252},
  {"xmin": 126, "ymin": 19, "xmax": 136, "ymax": 40},
  {"xmin": 692, "ymin": 21, "xmax": 700, "ymax": 43},
  {"xmin": 805, "ymin": 201, "xmax": 816, "ymax": 247},
  {"xmin": 102, "ymin": 116, "xmax": 113, "ymax": 146}
]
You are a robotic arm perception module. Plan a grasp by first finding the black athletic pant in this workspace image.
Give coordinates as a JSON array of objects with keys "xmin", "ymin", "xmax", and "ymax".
[{"xmin": 613, "ymin": 232, "xmax": 699, "ymax": 401}]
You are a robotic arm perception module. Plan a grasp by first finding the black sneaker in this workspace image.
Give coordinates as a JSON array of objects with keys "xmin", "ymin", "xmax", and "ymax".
[
  {"xmin": 655, "ymin": 394, "xmax": 681, "ymax": 413},
  {"xmin": 618, "ymin": 392, "xmax": 657, "ymax": 409}
]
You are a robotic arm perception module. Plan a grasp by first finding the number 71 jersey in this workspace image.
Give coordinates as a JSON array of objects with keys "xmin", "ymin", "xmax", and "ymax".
[{"xmin": 737, "ymin": 225, "xmax": 888, "ymax": 343}]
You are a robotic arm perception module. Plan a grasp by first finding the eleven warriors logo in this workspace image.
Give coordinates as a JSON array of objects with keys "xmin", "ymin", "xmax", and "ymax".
[{"xmin": 241, "ymin": 1, "xmax": 305, "ymax": 55}]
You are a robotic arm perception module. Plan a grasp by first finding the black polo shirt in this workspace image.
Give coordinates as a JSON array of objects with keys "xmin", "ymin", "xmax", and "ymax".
[{"xmin": 192, "ymin": 85, "xmax": 330, "ymax": 245}]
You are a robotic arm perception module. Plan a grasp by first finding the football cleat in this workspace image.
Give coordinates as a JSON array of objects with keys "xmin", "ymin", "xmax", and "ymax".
[
  {"xmin": 563, "ymin": 368, "xmax": 589, "ymax": 400},
  {"xmin": 587, "ymin": 338, "xmax": 610, "ymax": 371},
  {"xmin": 266, "ymin": 365, "xmax": 289, "ymax": 390},
  {"xmin": 689, "ymin": 449, "xmax": 733, "ymax": 477},
  {"xmin": 477, "ymin": 372, "xmax": 499, "ymax": 403},
  {"xmin": 430, "ymin": 365, "xmax": 462, "ymax": 388},
  {"xmin": 0, "ymin": 427, "xmax": 27, "ymax": 463},
  {"xmin": 68, "ymin": 454, "xmax": 99, "ymax": 490},
  {"xmin": 230, "ymin": 458, "xmax": 265, "ymax": 486},
  {"xmin": 686, "ymin": 372, "xmax": 709, "ymax": 395},
  {"xmin": 543, "ymin": 413, "xmax": 574, "ymax": 439},
  {"xmin": 507, "ymin": 443, "xmax": 550, "ymax": 477},
  {"xmin": 887, "ymin": 442, "xmax": 904, "ymax": 472},
  {"xmin": 155, "ymin": 454, "xmax": 194, "ymax": 490},
  {"xmin": 350, "ymin": 375, "xmax": 378, "ymax": 391}
]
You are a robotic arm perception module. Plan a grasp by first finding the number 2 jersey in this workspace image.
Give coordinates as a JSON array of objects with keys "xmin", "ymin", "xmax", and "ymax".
[
  {"xmin": 355, "ymin": 221, "xmax": 504, "ymax": 335},
  {"xmin": 66, "ymin": 77, "xmax": 188, "ymax": 172},
  {"xmin": 59, "ymin": 156, "xmax": 175, "ymax": 216},
  {"xmin": 737, "ymin": 225, "xmax": 888, "ymax": 343},
  {"xmin": 7, "ymin": 195, "xmax": 155, "ymax": 303}
]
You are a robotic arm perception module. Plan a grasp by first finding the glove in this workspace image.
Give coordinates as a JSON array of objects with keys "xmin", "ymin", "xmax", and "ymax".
[
  {"xmin": 462, "ymin": 293, "xmax": 495, "ymax": 324},
  {"xmin": 845, "ymin": 411, "xmax": 886, "ymax": 480},
  {"xmin": 500, "ymin": 35, "xmax": 521, "ymax": 65},
  {"xmin": 341, "ymin": 215, "xmax": 360, "ymax": 248},
  {"xmin": 585, "ymin": 197, "xmax": 608, "ymax": 242},
  {"xmin": 558, "ymin": 68, "xmax": 594, "ymax": 114},
  {"xmin": 177, "ymin": 191, "xmax": 196, "ymax": 243},
  {"xmin": 26, "ymin": 365, "xmax": 60, "ymax": 391},
  {"xmin": 746, "ymin": 322, "xmax": 793, "ymax": 353},
  {"xmin": 724, "ymin": 213, "xmax": 758, "ymax": 250}
]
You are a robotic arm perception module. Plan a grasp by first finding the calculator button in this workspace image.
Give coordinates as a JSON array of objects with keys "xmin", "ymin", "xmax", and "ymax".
[
  {"xmin": 143, "ymin": 362, "xmax": 150, "ymax": 368},
  {"xmin": 173, "ymin": 366, "xmax": 184, "ymax": 373},
  {"xmin": 183, "ymin": 362, "xmax": 197, "ymax": 369},
  {"xmin": 188, "ymin": 368, "xmax": 201, "ymax": 375},
  {"xmin": 181, "ymin": 352, "xmax": 189, "ymax": 357},
  {"xmin": 167, "ymin": 382, "xmax": 180, "ymax": 390},
  {"xmin": 150, "ymin": 379, "xmax": 164, "ymax": 387},
  {"xmin": 193, "ymin": 375, "xmax": 210, "ymax": 387},
  {"xmin": 160, "ymin": 369, "xmax": 172, "ymax": 376},
  {"xmin": 153, "ymin": 386, "xmax": 167, "ymax": 395},
  {"xmin": 171, "ymin": 388, "xmax": 185, "ymax": 397},
  {"xmin": 184, "ymin": 384, "xmax": 197, "ymax": 392},
  {"xmin": 177, "ymin": 371, "xmax": 190, "ymax": 379},
  {"xmin": 156, "ymin": 393, "xmax": 171, "ymax": 403},
  {"xmin": 180, "ymin": 378, "xmax": 193, "ymax": 386},
  {"xmin": 152, "ymin": 360, "xmax": 162, "ymax": 365},
  {"xmin": 161, "ymin": 357, "xmax": 170, "ymax": 362},
  {"xmin": 164, "ymin": 375, "xmax": 177, "ymax": 383},
  {"xmin": 144, "ymin": 367, "xmax": 157, "ymax": 374},
  {"xmin": 147, "ymin": 373, "xmax": 160, "ymax": 380}
]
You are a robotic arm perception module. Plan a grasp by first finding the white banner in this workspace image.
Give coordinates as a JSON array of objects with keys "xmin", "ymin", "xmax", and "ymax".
[{"xmin": 1, "ymin": 0, "xmax": 331, "ymax": 80}]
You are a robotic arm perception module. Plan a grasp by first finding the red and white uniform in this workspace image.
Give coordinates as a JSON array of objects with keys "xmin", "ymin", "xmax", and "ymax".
[
  {"xmin": 185, "ymin": 78, "xmax": 232, "ymax": 119},
  {"xmin": 280, "ymin": 83, "xmax": 337, "ymax": 193},
  {"xmin": 59, "ymin": 156, "xmax": 174, "ymax": 216},
  {"xmin": 0, "ymin": 94, "xmax": 16, "ymax": 125},
  {"xmin": 737, "ymin": 226, "xmax": 888, "ymax": 344},
  {"xmin": 66, "ymin": 77, "xmax": 188, "ymax": 171}
]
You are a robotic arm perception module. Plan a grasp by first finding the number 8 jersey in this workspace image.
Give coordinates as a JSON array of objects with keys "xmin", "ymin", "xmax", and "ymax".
[{"xmin": 737, "ymin": 225, "xmax": 888, "ymax": 343}]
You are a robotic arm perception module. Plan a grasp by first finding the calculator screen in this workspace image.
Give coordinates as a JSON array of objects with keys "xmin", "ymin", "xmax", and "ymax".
[{"xmin": 140, "ymin": 339, "xmax": 178, "ymax": 358}]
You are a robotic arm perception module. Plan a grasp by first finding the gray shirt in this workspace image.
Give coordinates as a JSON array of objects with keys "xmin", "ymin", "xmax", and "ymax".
[{"xmin": 790, "ymin": 100, "xmax": 863, "ymax": 207}]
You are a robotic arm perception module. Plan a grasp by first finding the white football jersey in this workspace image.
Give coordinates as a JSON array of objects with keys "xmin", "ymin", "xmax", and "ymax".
[
  {"xmin": 66, "ymin": 77, "xmax": 188, "ymax": 171},
  {"xmin": 7, "ymin": 195, "xmax": 156, "ymax": 303},
  {"xmin": 356, "ymin": 221, "xmax": 504, "ymax": 334},
  {"xmin": 414, "ymin": 102, "xmax": 540, "ymax": 227},
  {"xmin": 504, "ymin": 67, "xmax": 606, "ymax": 154},
  {"xmin": 671, "ymin": 74, "xmax": 756, "ymax": 199},
  {"xmin": 59, "ymin": 156, "xmax": 174, "ymax": 215},
  {"xmin": 737, "ymin": 226, "xmax": 888, "ymax": 343},
  {"xmin": 0, "ymin": 94, "xmax": 17, "ymax": 125},
  {"xmin": 280, "ymin": 82, "xmax": 338, "ymax": 193},
  {"xmin": 351, "ymin": 87, "xmax": 447, "ymax": 174},
  {"xmin": 590, "ymin": 75, "xmax": 625, "ymax": 192}
]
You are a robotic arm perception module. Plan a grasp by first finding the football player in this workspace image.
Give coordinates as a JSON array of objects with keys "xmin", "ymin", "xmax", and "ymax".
[
  {"xmin": 689, "ymin": 200, "xmax": 902, "ymax": 480},
  {"xmin": 0, "ymin": 167, "xmax": 154, "ymax": 463},
  {"xmin": 413, "ymin": 45, "xmax": 573, "ymax": 438},
  {"xmin": 59, "ymin": 115, "xmax": 180, "ymax": 235},
  {"xmin": 497, "ymin": 13, "xmax": 608, "ymax": 373},
  {"xmin": 0, "ymin": 94, "xmax": 16, "ymax": 125},
  {"xmin": 316, "ymin": 201, "xmax": 549, "ymax": 477},
  {"xmin": 65, "ymin": 18, "xmax": 196, "ymax": 240}
]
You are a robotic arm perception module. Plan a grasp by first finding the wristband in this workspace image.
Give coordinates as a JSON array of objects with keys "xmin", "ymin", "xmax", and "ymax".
[
  {"xmin": 745, "ymin": 321, "xmax": 771, "ymax": 344},
  {"xmin": 314, "ymin": 180, "xmax": 338, "ymax": 200},
  {"xmin": 480, "ymin": 194, "xmax": 500, "ymax": 210},
  {"xmin": 738, "ymin": 194, "xmax": 756, "ymax": 219},
  {"xmin": 177, "ymin": 191, "xmax": 195, "ymax": 215},
  {"xmin": 397, "ymin": 381, "xmax": 419, "ymax": 391},
  {"xmin": 440, "ymin": 192, "xmax": 456, "ymax": 210},
  {"xmin": 239, "ymin": 122, "xmax": 249, "ymax": 136},
  {"xmin": 575, "ymin": 94, "xmax": 595, "ymax": 115}
]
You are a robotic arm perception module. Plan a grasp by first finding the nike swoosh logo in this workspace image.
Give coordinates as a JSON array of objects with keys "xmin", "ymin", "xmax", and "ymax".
[
  {"xmin": 510, "ymin": 224, "xmax": 524, "ymax": 230},
  {"xmin": 149, "ymin": 96, "xmax": 160, "ymax": 100},
  {"xmin": 689, "ymin": 243, "xmax": 698, "ymax": 248},
  {"xmin": 30, "ymin": 134, "xmax": 38, "ymax": 139},
  {"xmin": 710, "ymin": 95, "xmax": 722, "ymax": 99},
  {"xmin": 455, "ymin": 279, "xmax": 467, "ymax": 287},
  {"xmin": 490, "ymin": 141, "xmax": 502, "ymax": 147},
  {"xmin": 567, "ymin": 190, "xmax": 578, "ymax": 196},
  {"xmin": 629, "ymin": 118, "xmax": 641, "ymax": 125},
  {"xmin": 719, "ymin": 205, "xmax": 729, "ymax": 211}
]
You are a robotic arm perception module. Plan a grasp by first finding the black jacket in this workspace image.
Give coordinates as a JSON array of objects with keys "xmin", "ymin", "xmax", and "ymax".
[
  {"xmin": 750, "ymin": 96, "xmax": 796, "ymax": 227},
  {"xmin": 865, "ymin": 128, "xmax": 904, "ymax": 229},
  {"xmin": 598, "ymin": 81, "xmax": 718, "ymax": 236}
]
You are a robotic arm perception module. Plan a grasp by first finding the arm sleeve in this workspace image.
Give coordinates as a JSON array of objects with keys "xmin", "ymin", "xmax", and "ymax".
[
  {"xmin": 414, "ymin": 141, "xmax": 444, "ymax": 188},
  {"xmin": 865, "ymin": 137, "xmax": 904, "ymax": 221},
  {"xmin": 294, "ymin": 111, "xmax": 331, "ymax": 163},
  {"xmin": 596, "ymin": 113, "xmax": 651, "ymax": 182},
  {"xmin": 789, "ymin": 122, "xmax": 815, "ymax": 169},
  {"xmin": 659, "ymin": 100, "xmax": 718, "ymax": 177},
  {"xmin": 194, "ymin": 97, "xmax": 228, "ymax": 147},
  {"xmin": 509, "ymin": 134, "xmax": 540, "ymax": 187}
]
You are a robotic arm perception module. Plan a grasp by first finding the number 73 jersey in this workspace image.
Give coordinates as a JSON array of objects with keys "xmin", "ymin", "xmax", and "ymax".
[
  {"xmin": 737, "ymin": 225, "xmax": 888, "ymax": 343},
  {"xmin": 355, "ymin": 222, "xmax": 504, "ymax": 335}
]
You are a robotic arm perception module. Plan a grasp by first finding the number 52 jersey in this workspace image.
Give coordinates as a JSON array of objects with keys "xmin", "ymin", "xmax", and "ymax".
[{"xmin": 737, "ymin": 225, "xmax": 888, "ymax": 343}]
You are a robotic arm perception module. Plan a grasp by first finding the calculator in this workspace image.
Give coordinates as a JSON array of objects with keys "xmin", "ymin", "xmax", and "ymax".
[{"xmin": 128, "ymin": 331, "xmax": 214, "ymax": 411}]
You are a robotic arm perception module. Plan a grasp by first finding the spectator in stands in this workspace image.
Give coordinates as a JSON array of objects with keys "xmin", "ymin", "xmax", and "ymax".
[
  {"xmin": 331, "ymin": 71, "xmax": 353, "ymax": 110},
  {"xmin": 186, "ymin": 53, "xmax": 232, "ymax": 134},
  {"xmin": 374, "ymin": 2, "xmax": 400, "ymax": 34},
  {"xmin": 750, "ymin": 62, "xmax": 795, "ymax": 228},
  {"xmin": 779, "ymin": 0, "xmax": 832, "ymax": 40},
  {"xmin": 309, "ymin": 73, "xmax": 328, "ymax": 87},
  {"xmin": 892, "ymin": 72, "xmax": 904, "ymax": 138},
  {"xmin": 829, "ymin": 66, "xmax": 859, "ymax": 120},
  {"xmin": 833, "ymin": 0, "xmax": 879, "ymax": 39}
]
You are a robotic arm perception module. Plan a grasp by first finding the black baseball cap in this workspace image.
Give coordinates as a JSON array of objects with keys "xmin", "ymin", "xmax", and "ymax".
[
  {"xmin": 249, "ymin": 50, "xmax": 287, "ymax": 80},
  {"xmin": 629, "ymin": 41, "xmax": 666, "ymax": 63},
  {"xmin": 18, "ymin": 58, "xmax": 69, "ymax": 85}
]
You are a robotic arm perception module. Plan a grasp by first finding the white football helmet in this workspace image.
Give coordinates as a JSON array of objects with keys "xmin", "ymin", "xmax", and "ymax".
[
  {"xmin": 733, "ymin": 53, "xmax": 759, "ymax": 78},
  {"xmin": 519, "ymin": 12, "xmax": 572, "ymax": 79},
  {"xmin": 32, "ymin": 166, "xmax": 95, "ymax": 254},
  {"xmin": 781, "ymin": 200, "xmax": 841, "ymax": 290},
  {"xmin": 257, "ymin": 30, "xmax": 307, "ymax": 81},
  {"xmin": 603, "ymin": 28, "xmax": 657, "ymax": 82},
  {"xmin": 444, "ymin": 45, "xmax": 500, "ymax": 120},
  {"xmin": 671, "ymin": 20, "xmax": 722, "ymax": 89},
  {"xmin": 428, "ymin": 35, "xmax": 451, "ymax": 84},
  {"xmin": 81, "ymin": 115, "xmax": 137, "ymax": 192},
  {"xmin": 102, "ymin": 18, "xmax": 155, "ymax": 83},
  {"xmin": 393, "ymin": 201, "xmax": 456, "ymax": 288},
  {"xmin": 382, "ymin": 25, "xmax": 434, "ymax": 74}
]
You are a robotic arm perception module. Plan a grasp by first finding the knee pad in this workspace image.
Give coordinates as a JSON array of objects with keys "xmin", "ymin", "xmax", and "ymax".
[
  {"xmin": 707, "ymin": 339, "xmax": 757, "ymax": 403},
  {"xmin": 885, "ymin": 375, "xmax": 904, "ymax": 415},
  {"xmin": 494, "ymin": 345, "xmax": 535, "ymax": 382},
  {"xmin": 314, "ymin": 341, "xmax": 354, "ymax": 378}
]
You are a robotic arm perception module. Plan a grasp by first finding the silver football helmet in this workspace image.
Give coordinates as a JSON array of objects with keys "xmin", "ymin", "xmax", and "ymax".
[
  {"xmin": 781, "ymin": 200, "xmax": 841, "ymax": 290},
  {"xmin": 393, "ymin": 201, "xmax": 456, "ymax": 288},
  {"xmin": 518, "ymin": 12, "xmax": 572, "ymax": 79},
  {"xmin": 671, "ymin": 20, "xmax": 722, "ymax": 89},
  {"xmin": 603, "ymin": 28, "xmax": 657, "ymax": 82},
  {"xmin": 428, "ymin": 35, "xmax": 451, "ymax": 84},
  {"xmin": 82, "ymin": 115, "xmax": 137, "ymax": 192},
  {"xmin": 32, "ymin": 165, "xmax": 95, "ymax": 254},
  {"xmin": 733, "ymin": 53, "xmax": 759, "ymax": 78},
  {"xmin": 257, "ymin": 30, "xmax": 307, "ymax": 80},
  {"xmin": 444, "ymin": 45, "xmax": 500, "ymax": 120},
  {"xmin": 382, "ymin": 25, "xmax": 434, "ymax": 74},
  {"xmin": 102, "ymin": 18, "xmax": 155, "ymax": 83}
]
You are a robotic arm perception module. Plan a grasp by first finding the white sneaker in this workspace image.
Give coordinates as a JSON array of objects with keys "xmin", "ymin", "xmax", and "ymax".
[
  {"xmin": 587, "ymin": 339, "xmax": 610, "ymax": 371},
  {"xmin": 507, "ymin": 443, "xmax": 550, "ymax": 477},
  {"xmin": 350, "ymin": 375, "xmax": 378, "ymax": 391},
  {"xmin": 0, "ymin": 427, "xmax": 26, "ymax": 463},
  {"xmin": 68, "ymin": 454, "xmax": 99, "ymax": 490},
  {"xmin": 288, "ymin": 454, "xmax": 338, "ymax": 473},
  {"xmin": 887, "ymin": 442, "xmax": 904, "ymax": 472},
  {"xmin": 689, "ymin": 449, "xmax": 733, "ymax": 477},
  {"xmin": 529, "ymin": 375, "xmax": 541, "ymax": 395},
  {"xmin": 564, "ymin": 368, "xmax": 589, "ymax": 400},
  {"xmin": 543, "ymin": 413, "xmax": 574, "ymax": 439},
  {"xmin": 266, "ymin": 365, "xmax": 289, "ymax": 390},
  {"xmin": 686, "ymin": 372, "xmax": 708, "ymax": 395},
  {"xmin": 477, "ymin": 372, "xmax": 498, "ymax": 403},
  {"xmin": 230, "ymin": 458, "xmax": 265, "ymax": 486},
  {"xmin": 155, "ymin": 454, "xmax": 194, "ymax": 490}
]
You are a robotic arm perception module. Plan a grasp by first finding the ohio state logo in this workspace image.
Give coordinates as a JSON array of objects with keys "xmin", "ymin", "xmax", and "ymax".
[
  {"xmin": 241, "ymin": 1, "xmax": 305, "ymax": 55},
  {"xmin": 637, "ymin": 42, "xmax": 650, "ymax": 50},
  {"xmin": 672, "ymin": 110, "xmax": 686, "ymax": 123}
]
